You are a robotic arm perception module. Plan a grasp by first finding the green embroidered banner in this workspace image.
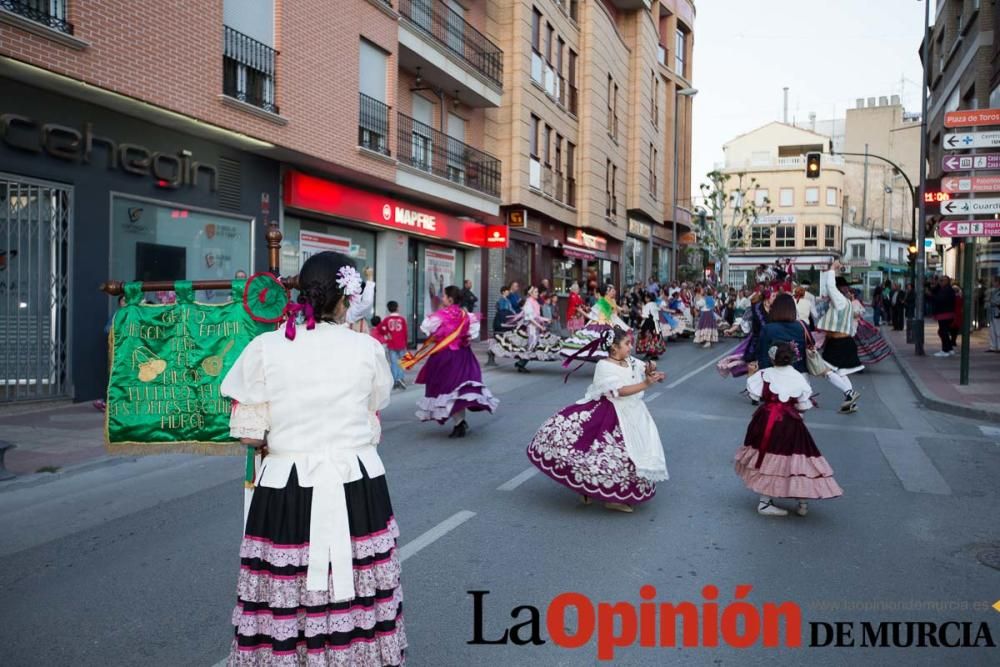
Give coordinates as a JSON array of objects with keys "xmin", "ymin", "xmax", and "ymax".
[{"xmin": 105, "ymin": 280, "xmax": 271, "ymax": 455}]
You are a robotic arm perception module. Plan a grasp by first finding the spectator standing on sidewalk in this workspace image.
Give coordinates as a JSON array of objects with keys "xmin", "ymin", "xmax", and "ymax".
[
  {"xmin": 487, "ymin": 285, "xmax": 516, "ymax": 366},
  {"xmin": 988, "ymin": 276, "xmax": 1000, "ymax": 352},
  {"xmin": 461, "ymin": 279, "xmax": 478, "ymax": 314},
  {"xmin": 377, "ymin": 301, "xmax": 409, "ymax": 390},
  {"xmin": 508, "ymin": 280, "xmax": 524, "ymax": 313},
  {"xmin": 931, "ymin": 275, "xmax": 957, "ymax": 357},
  {"xmin": 904, "ymin": 282, "xmax": 916, "ymax": 322}
]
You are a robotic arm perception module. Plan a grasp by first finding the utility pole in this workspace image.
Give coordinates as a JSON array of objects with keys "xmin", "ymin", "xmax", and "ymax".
[{"xmin": 914, "ymin": 0, "xmax": 932, "ymax": 355}]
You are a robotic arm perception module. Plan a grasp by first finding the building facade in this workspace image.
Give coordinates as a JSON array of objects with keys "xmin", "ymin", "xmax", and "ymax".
[
  {"xmin": 0, "ymin": 0, "xmax": 506, "ymax": 402},
  {"xmin": 494, "ymin": 0, "xmax": 696, "ymax": 297},
  {"xmin": 720, "ymin": 122, "xmax": 846, "ymax": 287},
  {"xmin": 923, "ymin": 0, "xmax": 999, "ymax": 283}
]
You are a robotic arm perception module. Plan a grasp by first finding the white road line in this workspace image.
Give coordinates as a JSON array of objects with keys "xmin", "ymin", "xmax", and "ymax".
[
  {"xmin": 665, "ymin": 350, "xmax": 730, "ymax": 389},
  {"xmin": 980, "ymin": 425, "xmax": 1000, "ymax": 437},
  {"xmin": 643, "ymin": 391, "xmax": 662, "ymax": 403},
  {"xmin": 497, "ymin": 467, "xmax": 538, "ymax": 491},
  {"xmin": 875, "ymin": 431, "xmax": 951, "ymax": 495},
  {"xmin": 399, "ymin": 510, "xmax": 477, "ymax": 562}
]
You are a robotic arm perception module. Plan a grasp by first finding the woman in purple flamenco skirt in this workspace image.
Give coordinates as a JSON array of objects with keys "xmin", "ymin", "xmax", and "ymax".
[
  {"xmin": 733, "ymin": 342, "xmax": 843, "ymax": 517},
  {"xmin": 411, "ymin": 286, "xmax": 498, "ymax": 438},
  {"xmin": 527, "ymin": 328, "xmax": 668, "ymax": 513}
]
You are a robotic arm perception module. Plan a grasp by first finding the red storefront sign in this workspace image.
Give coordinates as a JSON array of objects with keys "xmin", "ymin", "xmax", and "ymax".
[
  {"xmin": 566, "ymin": 229, "xmax": 608, "ymax": 252},
  {"xmin": 284, "ymin": 171, "xmax": 503, "ymax": 248}
]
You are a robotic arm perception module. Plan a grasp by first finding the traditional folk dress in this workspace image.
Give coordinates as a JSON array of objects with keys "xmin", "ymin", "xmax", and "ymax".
[
  {"xmin": 854, "ymin": 317, "xmax": 892, "ymax": 364},
  {"xmin": 559, "ymin": 296, "xmax": 630, "ymax": 364},
  {"xmin": 816, "ymin": 270, "xmax": 864, "ymax": 374},
  {"xmin": 527, "ymin": 357, "xmax": 668, "ymax": 505},
  {"xmin": 566, "ymin": 291, "xmax": 586, "ymax": 333},
  {"xmin": 636, "ymin": 301, "xmax": 667, "ymax": 357},
  {"xmin": 733, "ymin": 367, "xmax": 843, "ymax": 500},
  {"xmin": 412, "ymin": 305, "xmax": 498, "ymax": 423},
  {"xmin": 693, "ymin": 296, "xmax": 719, "ymax": 344},
  {"xmin": 220, "ymin": 323, "xmax": 406, "ymax": 667},
  {"xmin": 489, "ymin": 296, "xmax": 563, "ymax": 362}
]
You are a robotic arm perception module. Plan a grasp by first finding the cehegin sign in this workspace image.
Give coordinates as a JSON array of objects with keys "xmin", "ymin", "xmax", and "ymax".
[{"xmin": 0, "ymin": 113, "xmax": 218, "ymax": 191}]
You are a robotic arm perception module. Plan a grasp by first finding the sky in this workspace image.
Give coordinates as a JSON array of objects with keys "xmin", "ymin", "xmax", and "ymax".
[{"xmin": 690, "ymin": 0, "xmax": 928, "ymax": 200}]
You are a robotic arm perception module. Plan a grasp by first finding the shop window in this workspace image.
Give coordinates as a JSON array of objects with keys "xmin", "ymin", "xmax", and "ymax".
[
  {"xmin": 111, "ymin": 196, "xmax": 252, "ymax": 302},
  {"xmin": 552, "ymin": 258, "xmax": 579, "ymax": 295}
]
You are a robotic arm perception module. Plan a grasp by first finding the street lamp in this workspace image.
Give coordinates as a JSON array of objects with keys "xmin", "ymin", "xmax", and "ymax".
[{"xmin": 672, "ymin": 86, "xmax": 698, "ymax": 281}]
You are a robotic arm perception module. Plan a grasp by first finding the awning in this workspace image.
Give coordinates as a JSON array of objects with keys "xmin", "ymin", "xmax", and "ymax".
[{"xmin": 564, "ymin": 245, "xmax": 596, "ymax": 260}]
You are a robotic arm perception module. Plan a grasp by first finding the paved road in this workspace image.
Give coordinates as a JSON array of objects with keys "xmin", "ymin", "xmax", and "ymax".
[{"xmin": 1, "ymin": 341, "xmax": 999, "ymax": 666}]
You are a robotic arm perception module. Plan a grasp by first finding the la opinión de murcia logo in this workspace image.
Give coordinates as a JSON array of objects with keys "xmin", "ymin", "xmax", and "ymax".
[{"xmin": 468, "ymin": 587, "xmax": 997, "ymax": 660}]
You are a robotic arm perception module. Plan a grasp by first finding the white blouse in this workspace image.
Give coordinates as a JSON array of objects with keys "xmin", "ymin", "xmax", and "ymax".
[
  {"xmin": 221, "ymin": 323, "xmax": 393, "ymax": 600},
  {"xmin": 746, "ymin": 366, "xmax": 813, "ymax": 411}
]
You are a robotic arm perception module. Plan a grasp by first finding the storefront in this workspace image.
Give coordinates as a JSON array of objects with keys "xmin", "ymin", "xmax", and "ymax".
[
  {"xmin": 559, "ymin": 228, "xmax": 619, "ymax": 294},
  {"xmin": 282, "ymin": 171, "xmax": 505, "ymax": 344},
  {"xmin": 0, "ymin": 80, "xmax": 278, "ymax": 402},
  {"xmin": 727, "ymin": 253, "xmax": 839, "ymax": 288},
  {"xmin": 623, "ymin": 219, "xmax": 652, "ymax": 287}
]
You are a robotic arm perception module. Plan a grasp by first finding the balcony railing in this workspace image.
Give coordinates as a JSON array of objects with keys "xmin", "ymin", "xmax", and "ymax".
[
  {"xmin": 1, "ymin": 0, "xmax": 72, "ymax": 34},
  {"xmin": 397, "ymin": 112, "xmax": 500, "ymax": 197},
  {"xmin": 223, "ymin": 26, "xmax": 278, "ymax": 113},
  {"xmin": 398, "ymin": 0, "xmax": 503, "ymax": 87},
  {"xmin": 359, "ymin": 93, "xmax": 391, "ymax": 156}
]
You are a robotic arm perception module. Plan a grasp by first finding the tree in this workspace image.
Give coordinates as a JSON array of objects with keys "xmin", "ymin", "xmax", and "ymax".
[{"xmin": 695, "ymin": 170, "xmax": 773, "ymax": 282}]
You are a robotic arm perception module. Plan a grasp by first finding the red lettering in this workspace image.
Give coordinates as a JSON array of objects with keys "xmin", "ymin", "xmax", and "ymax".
[
  {"xmin": 547, "ymin": 593, "xmax": 595, "ymax": 649},
  {"xmin": 597, "ymin": 602, "xmax": 637, "ymax": 660}
]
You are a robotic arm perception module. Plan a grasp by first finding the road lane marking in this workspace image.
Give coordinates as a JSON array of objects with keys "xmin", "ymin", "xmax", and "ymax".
[
  {"xmin": 665, "ymin": 350, "xmax": 730, "ymax": 389},
  {"xmin": 980, "ymin": 425, "xmax": 1000, "ymax": 437},
  {"xmin": 875, "ymin": 431, "xmax": 951, "ymax": 495},
  {"xmin": 399, "ymin": 510, "xmax": 476, "ymax": 562},
  {"xmin": 643, "ymin": 391, "xmax": 662, "ymax": 403},
  {"xmin": 498, "ymin": 467, "xmax": 538, "ymax": 491}
]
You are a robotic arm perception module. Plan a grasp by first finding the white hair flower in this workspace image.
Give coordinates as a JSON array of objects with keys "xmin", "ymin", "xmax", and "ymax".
[{"xmin": 336, "ymin": 266, "xmax": 363, "ymax": 298}]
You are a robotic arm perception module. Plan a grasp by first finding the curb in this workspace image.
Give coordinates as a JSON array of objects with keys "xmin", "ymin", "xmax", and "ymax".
[{"xmin": 886, "ymin": 337, "xmax": 1000, "ymax": 424}]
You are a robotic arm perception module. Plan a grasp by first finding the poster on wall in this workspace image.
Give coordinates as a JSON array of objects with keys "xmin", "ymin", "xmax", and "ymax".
[
  {"xmin": 299, "ymin": 230, "xmax": 352, "ymax": 263},
  {"xmin": 424, "ymin": 246, "xmax": 456, "ymax": 316}
]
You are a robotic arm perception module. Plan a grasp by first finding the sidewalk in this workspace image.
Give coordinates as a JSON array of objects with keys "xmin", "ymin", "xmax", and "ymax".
[
  {"xmin": 0, "ymin": 401, "xmax": 108, "ymax": 477},
  {"xmin": 885, "ymin": 324, "xmax": 1000, "ymax": 423}
]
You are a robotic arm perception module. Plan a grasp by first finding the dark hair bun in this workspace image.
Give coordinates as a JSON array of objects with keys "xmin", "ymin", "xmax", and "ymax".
[
  {"xmin": 297, "ymin": 251, "xmax": 357, "ymax": 317},
  {"xmin": 773, "ymin": 342, "xmax": 796, "ymax": 367}
]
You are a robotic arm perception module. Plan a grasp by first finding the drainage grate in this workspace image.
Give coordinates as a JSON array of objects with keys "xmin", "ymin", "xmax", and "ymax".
[{"xmin": 975, "ymin": 546, "xmax": 1000, "ymax": 571}]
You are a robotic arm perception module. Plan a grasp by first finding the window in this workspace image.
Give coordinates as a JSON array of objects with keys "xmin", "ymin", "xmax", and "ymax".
[
  {"xmin": 529, "ymin": 115, "xmax": 540, "ymax": 158},
  {"xmin": 879, "ymin": 242, "xmax": 887, "ymax": 260},
  {"xmin": 567, "ymin": 50, "xmax": 578, "ymax": 113},
  {"xmin": 824, "ymin": 226, "xmax": 836, "ymax": 248},
  {"xmin": 569, "ymin": 0, "xmax": 579, "ymax": 21},
  {"xmin": 531, "ymin": 8, "xmax": 543, "ymax": 84},
  {"xmin": 826, "ymin": 187, "xmax": 838, "ymax": 206},
  {"xmin": 606, "ymin": 159, "xmax": 613, "ymax": 218},
  {"xmin": 649, "ymin": 143, "xmax": 657, "ymax": 199},
  {"xmin": 545, "ymin": 22, "xmax": 554, "ymax": 63},
  {"xmin": 543, "ymin": 124, "xmax": 552, "ymax": 165},
  {"xmin": 898, "ymin": 247, "xmax": 904, "ymax": 263},
  {"xmin": 775, "ymin": 225, "xmax": 795, "ymax": 248},
  {"xmin": 556, "ymin": 36, "xmax": 565, "ymax": 103},
  {"xmin": 754, "ymin": 188, "xmax": 769, "ymax": 207},
  {"xmin": 358, "ymin": 40, "xmax": 389, "ymax": 154},
  {"xmin": 850, "ymin": 243, "xmax": 866, "ymax": 259},
  {"xmin": 779, "ymin": 188, "xmax": 794, "ymax": 207},
  {"xmin": 651, "ymin": 72, "xmax": 659, "ymax": 128},
  {"xmin": 804, "ymin": 225, "xmax": 818, "ymax": 247},
  {"xmin": 751, "ymin": 226, "xmax": 771, "ymax": 248},
  {"xmin": 607, "ymin": 75, "xmax": 619, "ymax": 140},
  {"xmin": 566, "ymin": 142, "xmax": 576, "ymax": 207},
  {"xmin": 675, "ymin": 29, "xmax": 686, "ymax": 76},
  {"xmin": 730, "ymin": 191, "xmax": 744, "ymax": 209},
  {"xmin": 555, "ymin": 133, "xmax": 564, "ymax": 200},
  {"xmin": 606, "ymin": 160, "xmax": 618, "ymax": 219},
  {"xmin": 805, "ymin": 187, "xmax": 820, "ymax": 205}
]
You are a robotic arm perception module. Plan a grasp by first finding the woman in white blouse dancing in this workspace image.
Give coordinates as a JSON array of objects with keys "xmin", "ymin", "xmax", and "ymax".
[{"xmin": 220, "ymin": 251, "xmax": 405, "ymax": 666}]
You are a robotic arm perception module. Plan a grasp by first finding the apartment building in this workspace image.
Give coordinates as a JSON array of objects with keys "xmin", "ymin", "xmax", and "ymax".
[
  {"xmin": 922, "ymin": 0, "xmax": 999, "ymax": 282},
  {"xmin": 0, "ymin": 0, "xmax": 506, "ymax": 401},
  {"xmin": 720, "ymin": 122, "xmax": 846, "ymax": 287},
  {"xmin": 494, "ymin": 0, "xmax": 696, "ymax": 293}
]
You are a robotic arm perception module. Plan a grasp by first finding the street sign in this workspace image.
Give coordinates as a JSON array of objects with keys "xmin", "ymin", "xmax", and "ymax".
[
  {"xmin": 944, "ymin": 108, "xmax": 1000, "ymax": 128},
  {"xmin": 943, "ymin": 132, "xmax": 1000, "ymax": 150},
  {"xmin": 941, "ymin": 175, "xmax": 1000, "ymax": 193},
  {"xmin": 937, "ymin": 220, "xmax": 1000, "ymax": 237},
  {"xmin": 940, "ymin": 197, "xmax": 1000, "ymax": 216},
  {"xmin": 942, "ymin": 154, "xmax": 1000, "ymax": 171}
]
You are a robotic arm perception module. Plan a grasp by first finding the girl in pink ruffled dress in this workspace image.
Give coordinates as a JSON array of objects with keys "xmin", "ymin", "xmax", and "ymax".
[{"xmin": 733, "ymin": 342, "xmax": 843, "ymax": 517}]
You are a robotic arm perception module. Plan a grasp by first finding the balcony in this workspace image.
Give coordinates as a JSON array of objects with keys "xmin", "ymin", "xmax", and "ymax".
[
  {"xmin": 607, "ymin": 0, "xmax": 652, "ymax": 9},
  {"xmin": 397, "ymin": 111, "xmax": 500, "ymax": 198},
  {"xmin": 0, "ymin": 0, "xmax": 72, "ymax": 34},
  {"xmin": 359, "ymin": 93, "xmax": 391, "ymax": 157},
  {"xmin": 223, "ymin": 26, "xmax": 278, "ymax": 114},
  {"xmin": 398, "ymin": 0, "xmax": 503, "ymax": 108}
]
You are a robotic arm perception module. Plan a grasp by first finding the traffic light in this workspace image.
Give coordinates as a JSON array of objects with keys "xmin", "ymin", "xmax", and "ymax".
[
  {"xmin": 907, "ymin": 244, "xmax": 918, "ymax": 270},
  {"xmin": 806, "ymin": 152, "xmax": 821, "ymax": 179}
]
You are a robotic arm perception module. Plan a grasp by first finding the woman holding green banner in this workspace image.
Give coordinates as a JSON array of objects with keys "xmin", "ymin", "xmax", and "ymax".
[{"xmin": 220, "ymin": 252, "xmax": 405, "ymax": 666}]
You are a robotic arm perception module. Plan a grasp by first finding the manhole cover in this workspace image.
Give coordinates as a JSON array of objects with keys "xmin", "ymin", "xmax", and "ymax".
[{"xmin": 976, "ymin": 546, "xmax": 1000, "ymax": 571}]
